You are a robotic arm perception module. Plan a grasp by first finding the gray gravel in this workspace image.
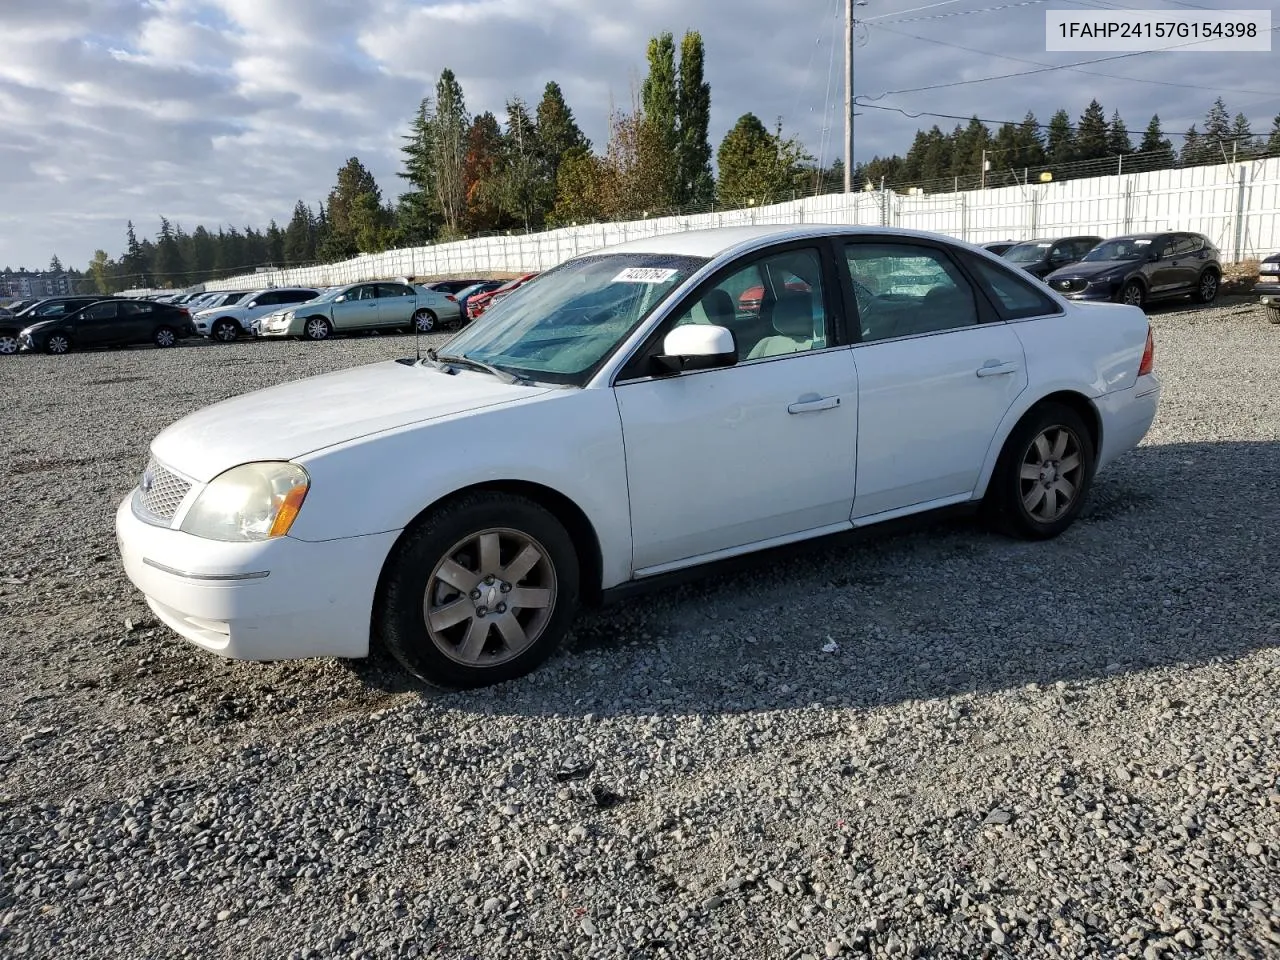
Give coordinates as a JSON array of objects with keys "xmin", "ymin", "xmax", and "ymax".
[{"xmin": 2, "ymin": 301, "xmax": 1279, "ymax": 960}]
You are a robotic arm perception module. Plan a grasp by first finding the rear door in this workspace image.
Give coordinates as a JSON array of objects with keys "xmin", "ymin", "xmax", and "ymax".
[
  {"xmin": 842, "ymin": 238, "xmax": 1028, "ymax": 519},
  {"xmin": 74, "ymin": 301, "xmax": 122, "ymax": 345},
  {"xmin": 375, "ymin": 283, "xmax": 417, "ymax": 327},
  {"xmin": 119, "ymin": 301, "xmax": 157, "ymax": 342}
]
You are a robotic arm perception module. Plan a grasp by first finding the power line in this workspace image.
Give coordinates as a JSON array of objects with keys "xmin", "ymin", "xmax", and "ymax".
[
  {"xmin": 869, "ymin": 22, "xmax": 1279, "ymax": 97},
  {"xmin": 868, "ymin": 0, "xmax": 1054, "ymax": 25},
  {"xmin": 860, "ymin": 0, "xmax": 973, "ymax": 23}
]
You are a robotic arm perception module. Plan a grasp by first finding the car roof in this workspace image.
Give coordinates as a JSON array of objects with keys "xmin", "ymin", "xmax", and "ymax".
[{"xmin": 600, "ymin": 224, "xmax": 996, "ymax": 259}]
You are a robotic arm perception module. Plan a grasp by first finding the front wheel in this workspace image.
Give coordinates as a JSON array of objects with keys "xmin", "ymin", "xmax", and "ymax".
[
  {"xmin": 0, "ymin": 331, "xmax": 18, "ymax": 355},
  {"xmin": 412, "ymin": 309, "xmax": 436, "ymax": 333},
  {"xmin": 303, "ymin": 317, "xmax": 332, "ymax": 341},
  {"xmin": 1194, "ymin": 270, "xmax": 1219, "ymax": 304},
  {"xmin": 377, "ymin": 492, "xmax": 580, "ymax": 689},
  {"xmin": 211, "ymin": 319, "xmax": 239, "ymax": 342},
  {"xmin": 987, "ymin": 402, "xmax": 1095, "ymax": 540},
  {"xmin": 1120, "ymin": 280, "xmax": 1144, "ymax": 307},
  {"xmin": 153, "ymin": 326, "xmax": 177, "ymax": 347}
]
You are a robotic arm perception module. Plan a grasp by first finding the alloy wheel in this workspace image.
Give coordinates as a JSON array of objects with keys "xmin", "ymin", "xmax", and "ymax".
[
  {"xmin": 214, "ymin": 321, "xmax": 238, "ymax": 342},
  {"xmin": 155, "ymin": 328, "xmax": 176, "ymax": 347},
  {"xmin": 1199, "ymin": 273, "xmax": 1218, "ymax": 300},
  {"xmin": 423, "ymin": 528, "xmax": 557, "ymax": 668},
  {"xmin": 1019, "ymin": 426, "xmax": 1084, "ymax": 523},
  {"xmin": 0, "ymin": 335, "xmax": 17, "ymax": 355},
  {"xmin": 1122, "ymin": 283, "xmax": 1143, "ymax": 306},
  {"xmin": 47, "ymin": 335, "xmax": 69, "ymax": 355},
  {"xmin": 306, "ymin": 318, "xmax": 330, "ymax": 340},
  {"xmin": 414, "ymin": 310, "xmax": 435, "ymax": 333}
]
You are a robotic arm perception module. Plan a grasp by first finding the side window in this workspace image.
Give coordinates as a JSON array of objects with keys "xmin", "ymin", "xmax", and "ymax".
[
  {"xmin": 668, "ymin": 247, "xmax": 829, "ymax": 361},
  {"xmin": 376, "ymin": 283, "xmax": 413, "ymax": 298},
  {"xmin": 289, "ymin": 290, "xmax": 319, "ymax": 303},
  {"xmin": 252, "ymin": 292, "xmax": 278, "ymax": 306},
  {"xmin": 120, "ymin": 302, "xmax": 152, "ymax": 316},
  {"xmin": 1071, "ymin": 238, "xmax": 1100, "ymax": 259},
  {"xmin": 968, "ymin": 258, "xmax": 1063, "ymax": 320},
  {"xmin": 358, "ymin": 285, "xmax": 378, "ymax": 301},
  {"xmin": 844, "ymin": 243, "xmax": 979, "ymax": 342},
  {"xmin": 82, "ymin": 302, "xmax": 118, "ymax": 320}
]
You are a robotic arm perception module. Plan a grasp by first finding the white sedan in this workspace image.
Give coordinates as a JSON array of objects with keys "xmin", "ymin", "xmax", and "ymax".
[{"xmin": 115, "ymin": 225, "xmax": 1161, "ymax": 689}]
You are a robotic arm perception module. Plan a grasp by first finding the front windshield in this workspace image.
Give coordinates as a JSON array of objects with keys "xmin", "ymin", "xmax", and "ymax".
[
  {"xmin": 314, "ymin": 286, "xmax": 350, "ymax": 302},
  {"xmin": 440, "ymin": 253, "xmax": 708, "ymax": 386},
  {"xmin": 1003, "ymin": 241, "xmax": 1051, "ymax": 263},
  {"xmin": 1082, "ymin": 237, "xmax": 1154, "ymax": 262}
]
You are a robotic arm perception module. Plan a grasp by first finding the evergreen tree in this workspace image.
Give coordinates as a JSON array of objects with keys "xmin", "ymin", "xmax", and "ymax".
[
  {"xmin": 122, "ymin": 220, "xmax": 148, "ymax": 287},
  {"xmin": 950, "ymin": 116, "xmax": 991, "ymax": 181},
  {"xmin": 1267, "ymin": 114, "xmax": 1280, "ymax": 154},
  {"xmin": 463, "ymin": 112, "xmax": 505, "ymax": 232},
  {"xmin": 321, "ymin": 157, "xmax": 383, "ymax": 261},
  {"xmin": 1137, "ymin": 114, "xmax": 1174, "ymax": 169},
  {"xmin": 534, "ymin": 82, "xmax": 588, "ymax": 189},
  {"xmin": 397, "ymin": 97, "xmax": 439, "ymax": 245},
  {"xmin": 492, "ymin": 98, "xmax": 545, "ymax": 231},
  {"xmin": 154, "ymin": 217, "xmax": 185, "ymax": 286},
  {"xmin": 1203, "ymin": 97, "xmax": 1231, "ymax": 150},
  {"xmin": 1075, "ymin": 99, "xmax": 1109, "ymax": 161},
  {"xmin": 716, "ymin": 113, "xmax": 809, "ymax": 207},
  {"xmin": 548, "ymin": 147, "xmax": 605, "ymax": 226},
  {"xmin": 1230, "ymin": 113, "xmax": 1254, "ymax": 158},
  {"xmin": 919, "ymin": 126, "xmax": 953, "ymax": 183},
  {"xmin": 676, "ymin": 30, "xmax": 714, "ymax": 207},
  {"xmin": 48, "ymin": 254, "xmax": 64, "ymax": 273},
  {"xmin": 265, "ymin": 220, "xmax": 285, "ymax": 265},
  {"xmin": 1106, "ymin": 109, "xmax": 1131, "ymax": 156},
  {"xmin": 1045, "ymin": 110, "xmax": 1076, "ymax": 165},
  {"xmin": 432, "ymin": 69, "xmax": 470, "ymax": 238},
  {"xmin": 1014, "ymin": 112, "xmax": 1046, "ymax": 170},
  {"xmin": 1181, "ymin": 125, "xmax": 1207, "ymax": 166},
  {"xmin": 641, "ymin": 32, "xmax": 679, "ymax": 207},
  {"xmin": 282, "ymin": 202, "xmax": 315, "ymax": 264}
]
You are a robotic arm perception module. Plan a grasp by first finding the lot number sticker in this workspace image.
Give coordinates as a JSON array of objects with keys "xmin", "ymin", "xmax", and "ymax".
[{"xmin": 613, "ymin": 267, "xmax": 679, "ymax": 283}]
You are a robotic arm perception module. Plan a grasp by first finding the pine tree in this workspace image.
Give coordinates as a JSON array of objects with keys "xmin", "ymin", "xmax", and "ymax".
[
  {"xmin": 1136, "ymin": 115, "xmax": 1174, "ymax": 170},
  {"xmin": 1267, "ymin": 114, "xmax": 1280, "ymax": 154},
  {"xmin": 48, "ymin": 254, "xmax": 64, "ymax": 273},
  {"xmin": 641, "ymin": 32, "xmax": 679, "ymax": 207},
  {"xmin": 676, "ymin": 30, "xmax": 714, "ymax": 207},
  {"xmin": 1014, "ymin": 112, "xmax": 1046, "ymax": 170},
  {"xmin": 1181, "ymin": 125, "xmax": 1206, "ymax": 166},
  {"xmin": 432, "ymin": 69, "xmax": 470, "ymax": 238},
  {"xmin": 716, "ymin": 114, "xmax": 809, "ymax": 206},
  {"xmin": 397, "ymin": 98, "xmax": 439, "ymax": 245},
  {"xmin": 1075, "ymin": 99, "xmax": 1109, "ymax": 161},
  {"xmin": 265, "ymin": 220, "xmax": 285, "ymax": 265},
  {"xmin": 154, "ymin": 217, "xmax": 185, "ymax": 286},
  {"xmin": 492, "ymin": 98, "xmax": 544, "ymax": 231},
  {"xmin": 534, "ymin": 82, "xmax": 588, "ymax": 190},
  {"xmin": 283, "ymin": 202, "xmax": 315, "ymax": 264},
  {"xmin": 1203, "ymin": 97, "xmax": 1231, "ymax": 151},
  {"xmin": 321, "ymin": 157, "xmax": 383, "ymax": 261},
  {"xmin": 1106, "ymin": 110, "xmax": 1131, "ymax": 156},
  {"xmin": 950, "ymin": 116, "xmax": 991, "ymax": 182},
  {"xmin": 122, "ymin": 221, "xmax": 148, "ymax": 287},
  {"xmin": 1230, "ymin": 113, "xmax": 1254, "ymax": 158},
  {"xmin": 1045, "ymin": 110, "xmax": 1076, "ymax": 166}
]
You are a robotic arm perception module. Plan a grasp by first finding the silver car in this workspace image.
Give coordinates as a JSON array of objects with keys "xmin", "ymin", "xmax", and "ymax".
[{"xmin": 256, "ymin": 281, "xmax": 461, "ymax": 340}]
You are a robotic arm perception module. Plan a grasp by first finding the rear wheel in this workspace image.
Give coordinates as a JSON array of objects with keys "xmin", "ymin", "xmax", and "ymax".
[
  {"xmin": 1120, "ymin": 280, "xmax": 1144, "ymax": 307},
  {"xmin": 377, "ymin": 492, "xmax": 579, "ymax": 689},
  {"xmin": 412, "ymin": 309, "xmax": 437, "ymax": 333},
  {"xmin": 211, "ymin": 318, "xmax": 239, "ymax": 342},
  {"xmin": 987, "ymin": 402, "xmax": 1095, "ymax": 540},
  {"xmin": 153, "ymin": 326, "xmax": 177, "ymax": 348},
  {"xmin": 1194, "ymin": 269, "xmax": 1219, "ymax": 304},
  {"xmin": 304, "ymin": 317, "xmax": 332, "ymax": 341},
  {"xmin": 45, "ymin": 334, "xmax": 71, "ymax": 355}
]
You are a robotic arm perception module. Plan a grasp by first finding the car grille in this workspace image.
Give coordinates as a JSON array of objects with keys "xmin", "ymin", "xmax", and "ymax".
[
  {"xmin": 1053, "ymin": 277, "xmax": 1088, "ymax": 294},
  {"xmin": 137, "ymin": 458, "xmax": 191, "ymax": 522}
]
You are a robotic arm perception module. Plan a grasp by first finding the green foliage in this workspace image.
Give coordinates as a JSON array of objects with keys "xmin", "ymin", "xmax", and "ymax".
[
  {"xmin": 716, "ymin": 114, "xmax": 811, "ymax": 207},
  {"xmin": 676, "ymin": 31, "xmax": 714, "ymax": 207},
  {"xmin": 641, "ymin": 32, "xmax": 679, "ymax": 207}
]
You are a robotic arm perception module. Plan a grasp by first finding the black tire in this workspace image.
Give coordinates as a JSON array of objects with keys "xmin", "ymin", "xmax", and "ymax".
[
  {"xmin": 1194, "ymin": 269, "xmax": 1219, "ymax": 304},
  {"xmin": 45, "ymin": 333, "xmax": 71, "ymax": 355},
  {"xmin": 986, "ymin": 401, "xmax": 1096, "ymax": 540},
  {"xmin": 303, "ymin": 316, "xmax": 332, "ymax": 341},
  {"xmin": 211, "ymin": 318, "xmax": 240, "ymax": 342},
  {"xmin": 1119, "ymin": 280, "xmax": 1144, "ymax": 307},
  {"xmin": 377, "ymin": 492, "xmax": 580, "ymax": 689},
  {"xmin": 153, "ymin": 326, "xmax": 177, "ymax": 348},
  {"xmin": 1268, "ymin": 306, "xmax": 1280, "ymax": 325},
  {"xmin": 412, "ymin": 309, "xmax": 437, "ymax": 333}
]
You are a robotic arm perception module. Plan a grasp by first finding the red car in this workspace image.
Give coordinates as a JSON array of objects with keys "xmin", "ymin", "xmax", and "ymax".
[{"xmin": 466, "ymin": 272, "xmax": 539, "ymax": 321}]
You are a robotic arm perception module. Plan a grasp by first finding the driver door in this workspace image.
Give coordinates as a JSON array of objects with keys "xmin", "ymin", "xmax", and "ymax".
[
  {"xmin": 332, "ymin": 285, "xmax": 379, "ymax": 330},
  {"xmin": 613, "ymin": 244, "xmax": 859, "ymax": 574},
  {"xmin": 74, "ymin": 301, "xmax": 120, "ymax": 346}
]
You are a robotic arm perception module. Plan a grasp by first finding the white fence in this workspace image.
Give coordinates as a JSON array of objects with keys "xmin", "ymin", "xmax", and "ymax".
[{"xmin": 203, "ymin": 156, "xmax": 1280, "ymax": 291}]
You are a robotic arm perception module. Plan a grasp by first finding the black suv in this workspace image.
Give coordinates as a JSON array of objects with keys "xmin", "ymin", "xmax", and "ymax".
[
  {"xmin": 1, "ymin": 297, "xmax": 106, "ymax": 355},
  {"xmin": 1043, "ymin": 232, "xmax": 1222, "ymax": 307},
  {"xmin": 19, "ymin": 299, "xmax": 198, "ymax": 354},
  {"xmin": 1000, "ymin": 235, "xmax": 1102, "ymax": 279}
]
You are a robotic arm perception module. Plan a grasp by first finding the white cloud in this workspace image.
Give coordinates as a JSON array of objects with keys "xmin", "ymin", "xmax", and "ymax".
[{"xmin": 0, "ymin": 0, "xmax": 1274, "ymax": 269}]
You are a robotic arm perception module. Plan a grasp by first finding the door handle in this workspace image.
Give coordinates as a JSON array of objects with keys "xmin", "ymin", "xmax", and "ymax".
[
  {"xmin": 976, "ymin": 360, "xmax": 1019, "ymax": 378},
  {"xmin": 788, "ymin": 395, "xmax": 841, "ymax": 414}
]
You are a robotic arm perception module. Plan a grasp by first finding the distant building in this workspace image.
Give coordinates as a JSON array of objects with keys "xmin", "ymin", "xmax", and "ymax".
[{"xmin": 0, "ymin": 271, "xmax": 76, "ymax": 298}]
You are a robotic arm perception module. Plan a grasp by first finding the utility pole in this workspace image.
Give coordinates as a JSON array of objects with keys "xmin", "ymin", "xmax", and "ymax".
[
  {"xmin": 844, "ymin": 0, "xmax": 855, "ymax": 192},
  {"xmin": 980, "ymin": 148, "xmax": 988, "ymax": 189}
]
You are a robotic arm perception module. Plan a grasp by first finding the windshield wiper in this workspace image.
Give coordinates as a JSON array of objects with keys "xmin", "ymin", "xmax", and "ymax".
[{"xmin": 431, "ymin": 350, "xmax": 527, "ymax": 385}]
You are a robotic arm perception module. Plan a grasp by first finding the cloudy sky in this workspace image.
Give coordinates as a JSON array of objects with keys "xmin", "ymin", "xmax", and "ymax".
[{"xmin": 1, "ymin": 0, "xmax": 1275, "ymax": 271}]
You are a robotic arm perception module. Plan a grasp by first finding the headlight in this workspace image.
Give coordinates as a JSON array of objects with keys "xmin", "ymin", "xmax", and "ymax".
[
  {"xmin": 179, "ymin": 462, "xmax": 309, "ymax": 542},
  {"xmin": 281, "ymin": 311, "xmax": 295, "ymax": 321}
]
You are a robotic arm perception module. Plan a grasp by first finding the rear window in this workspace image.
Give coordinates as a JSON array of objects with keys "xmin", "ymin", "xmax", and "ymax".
[{"xmin": 968, "ymin": 257, "xmax": 1063, "ymax": 320}]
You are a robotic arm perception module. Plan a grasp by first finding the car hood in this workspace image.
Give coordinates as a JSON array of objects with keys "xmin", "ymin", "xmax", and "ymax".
[
  {"xmin": 1046, "ymin": 260, "xmax": 1138, "ymax": 280},
  {"xmin": 150, "ymin": 360, "xmax": 556, "ymax": 482}
]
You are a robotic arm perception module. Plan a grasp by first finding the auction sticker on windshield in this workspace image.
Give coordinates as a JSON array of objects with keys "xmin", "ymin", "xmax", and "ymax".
[{"xmin": 613, "ymin": 267, "xmax": 679, "ymax": 283}]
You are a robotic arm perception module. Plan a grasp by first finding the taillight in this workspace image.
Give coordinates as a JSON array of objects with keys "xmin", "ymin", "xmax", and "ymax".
[{"xmin": 1137, "ymin": 325, "xmax": 1154, "ymax": 376}]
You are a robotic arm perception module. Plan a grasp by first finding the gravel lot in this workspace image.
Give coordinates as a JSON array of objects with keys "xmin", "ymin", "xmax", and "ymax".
[{"xmin": 2, "ymin": 299, "xmax": 1278, "ymax": 960}]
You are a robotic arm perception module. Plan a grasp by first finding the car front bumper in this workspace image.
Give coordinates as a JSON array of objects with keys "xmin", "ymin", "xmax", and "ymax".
[
  {"xmin": 115, "ymin": 493, "xmax": 399, "ymax": 660},
  {"xmin": 257, "ymin": 318, "xmax": 305, "ymax": 338}
]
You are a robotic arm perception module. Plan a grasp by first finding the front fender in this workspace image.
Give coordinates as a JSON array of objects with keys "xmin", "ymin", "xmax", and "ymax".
[{"xmin": 288, "ymin": 387, "xmax": 633, "ymax": 590}]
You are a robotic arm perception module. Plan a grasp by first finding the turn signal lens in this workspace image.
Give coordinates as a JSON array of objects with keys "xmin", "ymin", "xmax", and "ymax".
[
  {"xmin": 268, "ymin": 483, "xmax": 309, "ymax": 538},
  {"xmin": 1137, "ymin": 326, "xmax": 1155, "ymax": 376}
]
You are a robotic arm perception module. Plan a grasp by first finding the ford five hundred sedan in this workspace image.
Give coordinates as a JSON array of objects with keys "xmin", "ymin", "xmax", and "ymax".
[
  {"xmin": 116, "ymin": 225, "xmax": 1161, "ymax": 689},
  {"xmin": 254, "ymin": 281, "xmax": 461, "ymax": 339}
]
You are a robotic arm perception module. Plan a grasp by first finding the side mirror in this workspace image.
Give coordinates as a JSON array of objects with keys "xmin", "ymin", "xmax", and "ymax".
[
  {"xmin": 652, "ymin": 324, "xmax": 737, "ymax": 374},
  {"xmin": 246, "ymin": 300, "xmax": 258, "ymax": 308},
  {"xmin": 335, "ymin": 295, "xmax": 347, "ymax": 303}
]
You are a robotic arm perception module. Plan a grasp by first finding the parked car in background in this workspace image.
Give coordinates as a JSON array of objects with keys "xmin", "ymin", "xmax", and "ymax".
[
  {"xmin": 1256, "ymin": 252, "xmax": 1279, "ymax": 323},
  {"xmin": 982, "ymin": 240, "xmax": 1017, "ymax": 256},
  {"xmin": 2, "ymin": 296, "xmax": 108, "ymax": 354},
  {"xmin": 453, "ymin": 281, "xmax": 505, "ymax": 323},
  {"xmin": 422, "ymin": 278, "xmax": 488, "ymax": 295},
  {"xmin": 1043, "ymin": 232, "xmax": 1221, "ymax": 306},
  {"xmin": 196, "ymin": 287, "xmax": 322, "ymax": 341},
  {"xmin": 1001, "ymin": 236, "xmax": 1102, "ymax": 279},
  {"xmin": 193, "ymin": 291, "xmax": 251, "ymax": 314},
  {"xmin": 256, "ymin": 280, "xmax": 460, "ymax": 340},
  {"xmin": 18, "ymin": 299, "xmax": 196, "ymax": 354},
  {"xmin": 467, "ymin": 273, "xmax": 539, "ymax": 321},
  {"xmin": 115, "ymin": 224, "xmax": 1160, "ymax": 689}
]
